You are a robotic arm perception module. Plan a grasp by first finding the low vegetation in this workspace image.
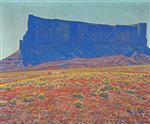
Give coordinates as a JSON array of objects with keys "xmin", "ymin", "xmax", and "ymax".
[
  {"xmin": 72, "ymin": 93, "xmax": 84, "ymax": 99},
  {"xmin": 38, "ymin": 93, "xmax": 46, "ymax": 100},
  {"xmin": 23, "ymin": 96, "xmax": 34, "ymax": 103},
  {"xmin": 126, "ymin": 89, "xmax": 136, "ymax": 94},
  {"xmin": 10, "ymin": 98, "xmax": 17, "ymax": 105},
  {"xmin": 0, "ymin": 101, "xmax": 7, "ymax": 107},
  {"xmin": 74, "ymin": 101, "xmax": 83, "ymax": 108},
  {"xmin": 99, "ymin": 91, "xmax": 108, "ymax": 98},
  {"xmin": 0, "ymin": 65, "xmax": 149, "ymax": 123}
]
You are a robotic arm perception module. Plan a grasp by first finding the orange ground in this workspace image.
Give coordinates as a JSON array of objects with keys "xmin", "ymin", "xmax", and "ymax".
[{"xmin": 0, "ymin": 65, "xmax": 150, "ymax": 124}]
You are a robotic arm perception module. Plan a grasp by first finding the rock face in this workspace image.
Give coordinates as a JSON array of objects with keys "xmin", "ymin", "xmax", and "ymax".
[{"xmin": 20, "ymin": 15, "xmax": 150, "ymax": 66}]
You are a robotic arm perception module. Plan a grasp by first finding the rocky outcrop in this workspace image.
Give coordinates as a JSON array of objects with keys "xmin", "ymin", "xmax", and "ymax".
[
  {"xmin": 0, "ymin": 51, "xmax": 24, "ymax": 71},
  {"xmin": 19, "ymin": 15, "xmax": 150, "ymax": 66}
]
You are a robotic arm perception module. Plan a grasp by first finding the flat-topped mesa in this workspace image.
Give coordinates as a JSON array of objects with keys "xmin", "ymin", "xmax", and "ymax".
[{"xmin": 20, "ymin": 15, "xmax": 150, "ymax": 66}]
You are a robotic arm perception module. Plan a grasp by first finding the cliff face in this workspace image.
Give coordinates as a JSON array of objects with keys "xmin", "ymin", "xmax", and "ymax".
[{"xmin": 20, "ymin": 15, "xmax": 150, "ymax": 66}]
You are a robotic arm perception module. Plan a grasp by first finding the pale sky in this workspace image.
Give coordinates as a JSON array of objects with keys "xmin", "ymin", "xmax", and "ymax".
[{"xmin": 0, "ymin": 0, "xmax": 150, "ymax": 60}]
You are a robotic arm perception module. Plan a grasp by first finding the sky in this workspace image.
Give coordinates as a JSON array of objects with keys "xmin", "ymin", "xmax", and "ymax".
[{"xmin": 0, "ymin": 0, "xmax": 150, "ymax": 60}]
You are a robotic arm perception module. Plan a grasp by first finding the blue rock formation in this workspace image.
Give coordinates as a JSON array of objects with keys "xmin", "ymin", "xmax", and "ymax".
[{"xmin": 20, "ymin": 15, "xmax": 150, "ymax": 66}]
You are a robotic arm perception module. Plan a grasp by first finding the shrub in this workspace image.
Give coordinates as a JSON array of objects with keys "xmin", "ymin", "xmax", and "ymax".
[
  {"xmin": 0, "ymin": 101, "xmax": 7, "ymax": 107},
  {"xmin": 23, "ymin": 97, "xmax": 34, "ymax": 103},
  {"xmin": 137, "ymin": 107, "xmax": 144, "ymax": 114},
  {"xmin": 124, "ymin": 82, "xmax": 129, "ymax": 85},
  {"xmin": 38, "ymin": 93, "xmax": 45, "ymax": 100},
  {"xmin": 127, "ymin": 89, "xmax": 136, "ymax": 94},
  {"xmin": 35, "ymin": 82, "xmax": 44, "ymax": 88},
  {"xmin": 72, "ymin": 93, "xmax": 83, "ymax": 99},
  {"xmin": 96, "ymin": 89, "xmax": 101, "ymax": 93},
  {"xmin": 113, "ymin": 86, "xmax": 120, "ymax": 90},
  {"xmin": 10, "ymin": 98, "xmax": 17, "ymax": 105},
  {"xmin": 102, "ymin": 79, "xmax": 109, "ymax": 85},
  {"xmin": 136, "ymin": 94, "xmax": 144, "ymax": 100},
  {"xmin": 126, "ymin": 107, "xmax": 133, "ymax": 114},
  {"xmin": 102, "ymin": 85, "xmax": 113, "ymax": 91},
  {"xmin": 35, "ymin": 84, "xmax": 41, "ymax": 88},
  {"xmin": 74, "ymin": 101, "xmax": 82, "ymax": 108},
  {"xmin": 0, "ymin": 85, "xmax": 11, "ymax": 90},
  {"xmin": 48, "ymin": 84, "xmax": 55, "ymax": 89},
  {"xmin": 63, "ymin": 83, "xmax": 67, "ymax": 87},
  {"xmin": 99, "ymin": 91, "xmax": 108, "ymax": 98},
  {"xmin": 90, "ymin": 91, "xmax": 97, "ymax": 97}
]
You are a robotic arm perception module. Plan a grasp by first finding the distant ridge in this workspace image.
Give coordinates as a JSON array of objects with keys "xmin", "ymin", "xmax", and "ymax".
[
  {"xmin": 1, "ymin": 50, "xmax": 150, "ymax": 72},
  {"xmin": 0, "ymin": 51, "xmax": 24, "ymax": 71}
]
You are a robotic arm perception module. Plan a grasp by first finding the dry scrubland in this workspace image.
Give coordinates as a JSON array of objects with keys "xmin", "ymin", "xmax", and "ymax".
[{"xmin": 0, "ymin": 65, "xmax": 150, "ymax": 124}]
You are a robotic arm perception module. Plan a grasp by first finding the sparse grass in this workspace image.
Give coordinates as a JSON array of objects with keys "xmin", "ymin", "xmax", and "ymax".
[
  {"xmin": 47, "ymin": 83, "xmax": 55, "ymax": 89},
  {"xmin": 102, "ymin": 85, "xmax": 113, "ymax": 91},
  {"xmin": 126, "ymin": 89, "xmax": 136, "ymax": 94},
  {"xmin": 72, "ymin": 93, "xmax": 84, "ymax": 99},
  {"xmin": 102, "ymin": 79, "xmax": 109, "ymax": 85},
  {"xmin": 136, "ymin": 94, "xmax": 144, "ymax": 100},
  {"xmin": 0, "ymin": 85, "xmax": 11, "ymax": 90},
  {"xmin": 74, "ymin": 101, "xmax": 83, "ymax": 108},
  {"xmin": 137, "ymin": 107, "xmax": 144, "ymax": 114},
  {"xmin": 23, "ymin": 96, "xmax": 34, "ymax": 103},
  {"xmin": 38, "ymin": 93, "xmax": 45, "ymax": 100},
  {"xmin": 35, "ymin": 83, "xmax": 43, "ymax": 88},
  {"xmin": 113, "ymin": 86, "xmax": 120, "ymax": 90},
  {"xmin": 0, "ymin": 101, "xmax": 7, "ymax": 107},
  {"xmin": 10, "ymin": 98, "xmax": 17, "ymax": 105},
  {"xmin": 90, "ymin": 91, "xmax": 97, "ymax": 96},
  {"xmin": 99, "ymin": 91, "xmax": 108, "ymax": 98},
  {"xmin": 126, "ymin": 107, "xmax": 133, "ymax": 114}
]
